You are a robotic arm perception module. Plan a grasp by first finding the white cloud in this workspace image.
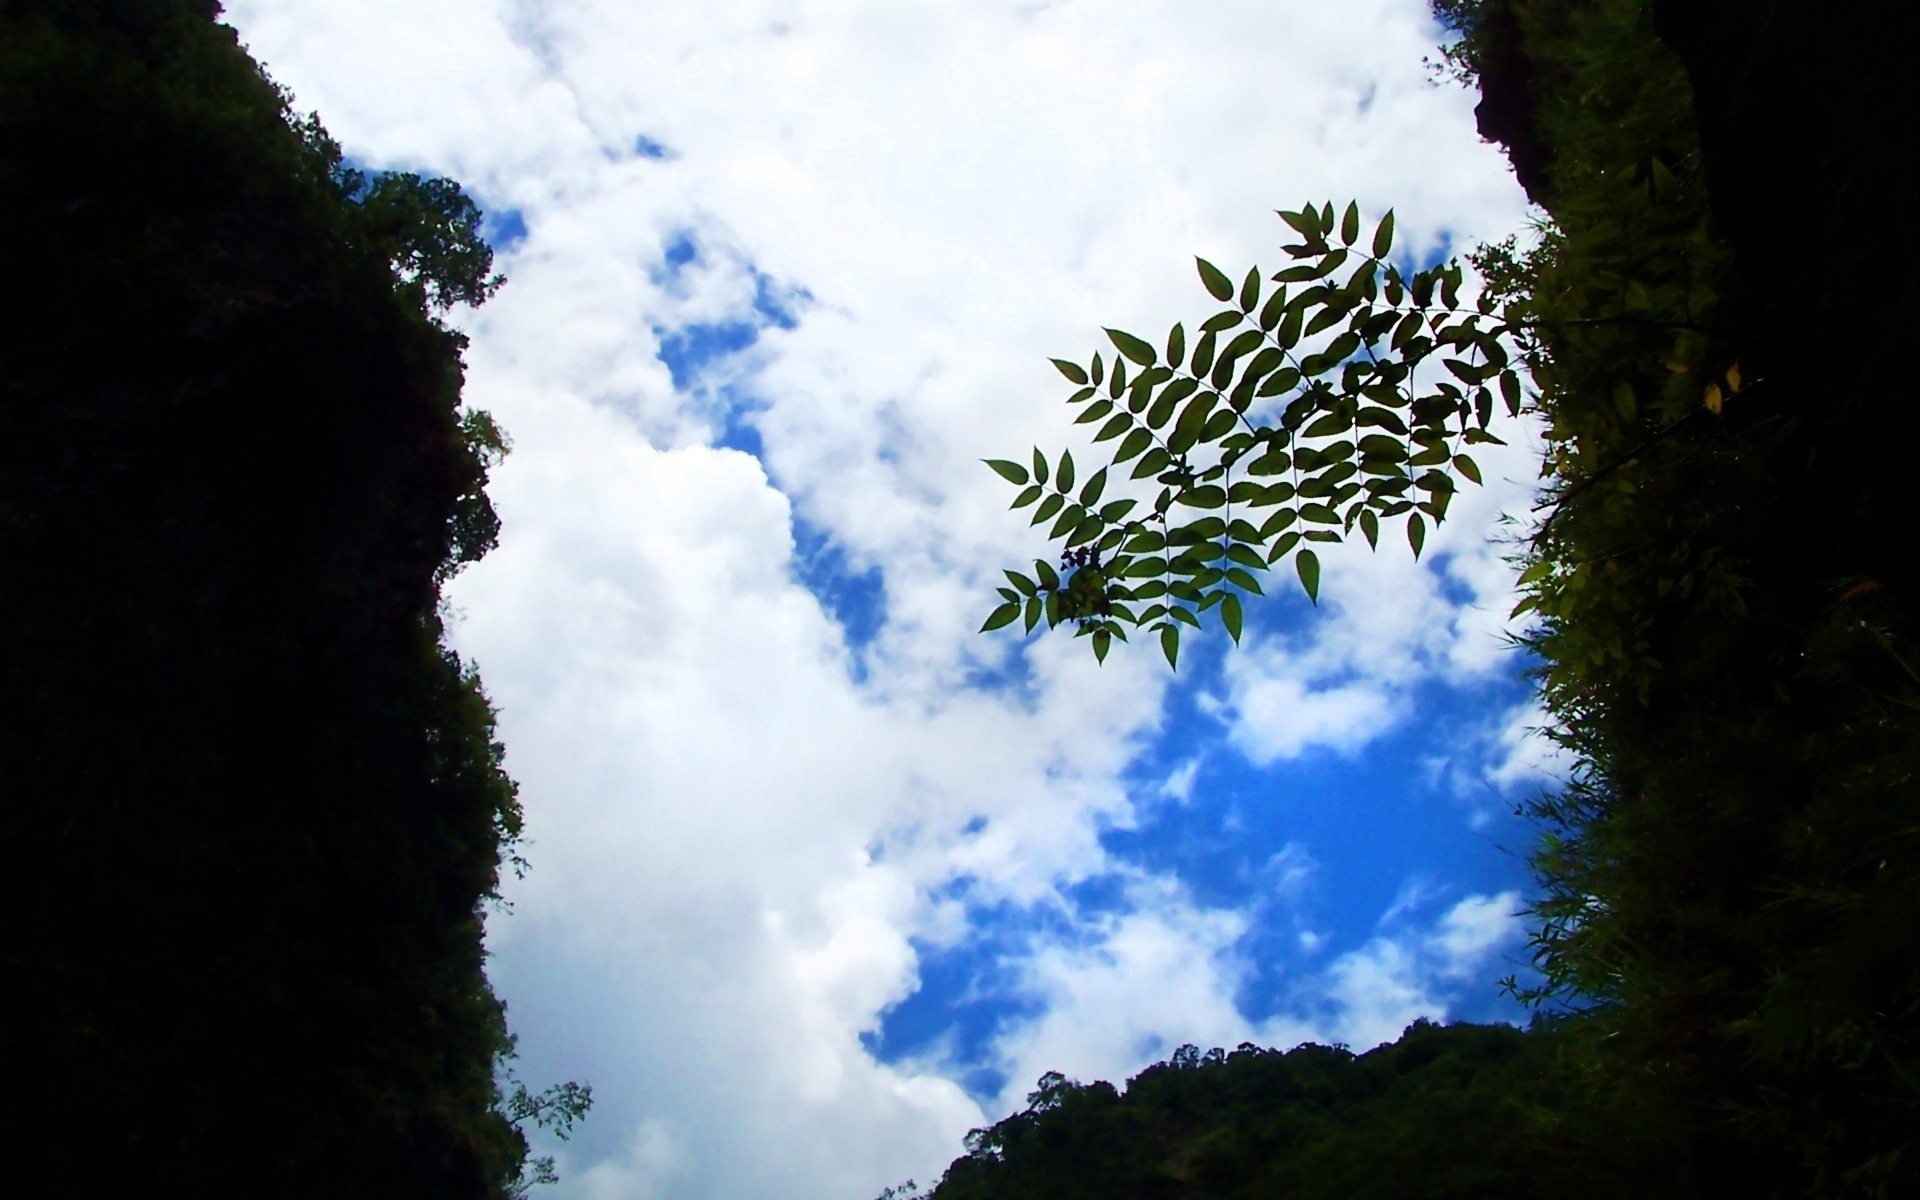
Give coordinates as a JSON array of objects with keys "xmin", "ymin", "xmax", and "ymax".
[
  {"xmin": 977, "ymin": 879, "xmax": 1525, "ymax": 1109},
  {"xmin": 221, "ymin": 1, "xmax": 1530, "ymax": 1197}
]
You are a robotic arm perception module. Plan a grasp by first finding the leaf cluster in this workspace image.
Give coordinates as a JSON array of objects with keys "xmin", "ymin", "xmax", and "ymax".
[{"xmin": 984, "ymin": 202, "xmax": 1522, "ymax": 667}]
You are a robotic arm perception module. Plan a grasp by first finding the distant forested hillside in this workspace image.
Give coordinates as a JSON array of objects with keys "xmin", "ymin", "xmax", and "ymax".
[
  {"xmin": 0, "ymin": 1, "xmax": 572, "ymax": 1194},
  {"xmin": 919, "ymin": 1022, "xmax": 1687, "ymax": 1200}
]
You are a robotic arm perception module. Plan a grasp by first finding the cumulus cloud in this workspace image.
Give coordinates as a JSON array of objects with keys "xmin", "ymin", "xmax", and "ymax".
[
  {"xmin": 981, "ymin": 879, "xmax": 1526, "ymax": 1107},
  {"xmin": 223, "ymin": 1, "xmax": 1531, "ymax": 1196}
]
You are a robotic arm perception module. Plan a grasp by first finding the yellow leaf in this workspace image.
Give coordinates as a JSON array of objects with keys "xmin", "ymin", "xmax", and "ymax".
[
  {"xmin": 1725, "ymin": 361, "xmax": 1743, "ymax": 392},
  {"xmin": 1704, "ymin": 382, "xmax": 1724, "ymax": 414},
  {"xmin": 1665, "ymin": 360, "xmax": 1691, "ymax": 374}
]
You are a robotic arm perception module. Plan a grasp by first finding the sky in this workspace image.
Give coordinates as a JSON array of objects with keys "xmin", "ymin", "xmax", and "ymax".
[{"xmin": 221, "ymin": 3, "xmax": 1550, "ymax": 1197}]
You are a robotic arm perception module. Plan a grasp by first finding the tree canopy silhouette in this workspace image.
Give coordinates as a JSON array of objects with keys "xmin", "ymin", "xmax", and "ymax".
[{"xmin": 1, "ymin": 1, "xmax": 582, "ymax": 1194}]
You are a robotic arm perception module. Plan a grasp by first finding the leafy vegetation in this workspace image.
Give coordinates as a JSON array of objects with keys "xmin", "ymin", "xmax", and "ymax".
[
  {"xmin": 980, "ymin": 0, "xmax": 1920, "ymax": 1196},
  {"xmin": 1, "ymin": 1, "xmax": 582, "ymax": 1194},
  {"xmin": 906, "ymin": 1021, "xmax": 1687, "ymax": 1200},
  {"xmin": 980, "ymin": 205, "xmax": 1524, "ymax": 668}
]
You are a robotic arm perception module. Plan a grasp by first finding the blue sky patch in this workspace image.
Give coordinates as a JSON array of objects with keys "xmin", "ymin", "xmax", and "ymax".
[
  {"xmin": 634, "ymin": 134, "xmax": 672, "ymax": 159},
  {"xmin": 791, "ymin": 514, "xmax": 887, "ymax": 659},
  {"xmin": 485, "ymin": 207, "xmax": 529, "ymax": 253}
]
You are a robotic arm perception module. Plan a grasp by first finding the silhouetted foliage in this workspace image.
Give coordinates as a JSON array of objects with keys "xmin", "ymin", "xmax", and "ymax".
[
  {"xmin": 920, "ymin": 1023, "xmax": 1689, "ymax": 1200},
  {"xmin": 0, "ymin": 1, "xmax": 580, "ymax": 1195}
]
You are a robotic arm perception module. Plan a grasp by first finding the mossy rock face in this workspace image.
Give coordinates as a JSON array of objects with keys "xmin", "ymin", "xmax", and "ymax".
[{"xmin": 1, "ymin": 4, "xmax": 527, "ymax": 1195}]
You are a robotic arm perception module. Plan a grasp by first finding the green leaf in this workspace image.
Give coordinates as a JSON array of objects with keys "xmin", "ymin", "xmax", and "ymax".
[
  {"xmin": 1050, "ymin": 359, "xmax": 1089, "ymax": 385},
  {"xmin": 1010, "ymin": 484, "xmax": 1043, "ymax": 509},
  {"xmin": 1114, "ymin": 428, "xmax": 1154, "ymax": 464},
  {"xmin": 1095, "ymin": 413, "xmax": 1132, "ymax": 442},
  {"xmin": 1340, "ymin": 201, "xmax": 1359, "ymax": 246},
  {"xmin": 1050, "ymin": 502, "xmax": 1084, "ymax": 540},
  {"xmin": 1106, "ymin": 327, "xmax": 1157, "ymax": 366},
  {"xmin": 1371, "ymin": 210, "xmax": 1395, "ymax": 259},
  {"xmin": 1295, "ymin": 548, "xmax": 1321, "ymax": 603},
  {"xmin": 1131, "ymin": 447, "xmax": 1172, "ymax": 479},
  {"xmin": 1036, "ymin": 560, "xmax": 1060, "ymax": 589},
  {"xmin": 1079, "ymin": 468, "xmax": 1108, "ymax": 507},
  {"xmin": 1177, "ymin": 485, "xmax": 1227, "ymax": 509},
  {"xmin": 1032, "ymin": 493, "xmax": 1063, "ymax": 525},
  {"xmin": 1201, "ymin": 410, "xmax": 1238, "ymax": 441},
  {"xmin": 1160, "ymin": 623, "xmax": 1181, "ymax": 669},
  {"xmin": 1258, "ymin": 287, "xmax": 1288, "ymax": 332},
  {"xmin": 1278, "ymin": 208, "xmax": 1316, "ymax": 239},
  {"xmin": 1452, "ymin": 454, "xmax": 1482, "ymax": 485},
  {"xmin": 1004, "ymin": 569, "xmax": 1037, "ymax": 596},
  {"xmin": 1031, "ymin": 449, "xmax": 1049, "ymax": 486},
  {"xmin": 1226, "ymin": 544, "xmax": 1266, "ymax": 571},
  {"xmin": 1197, "ymin": 258, "xmax": 1235, "ymax": 302},
  {"xmin": 1090, "ymin": 352, "xmax": 1104, "ymax": 386},
  {"xmin": 1126, "ymin": 556, "xmax": 1169, "ymax": 577},
  {"xmin": 1225, "ymin": 567, "xmax": 1264, "ymax": 595},
  {"xmin": 1166, "ymin": 323, "xmax": 1186, "ymax": 367},
  {"xmin": 1239, "ymin": 266, "xmax": 1261, "ymax": 312},
  {"xmin": 1073, "ymin": 398, "xmax": 1114, "ymax": 425},
  {"xmin": 985, "ymin": 459, "xmax": 1028, "ymax": 485},
  {"xmin": 1092, "ymin": 628, "xmax": 1112, "ymax": 663},
  {"xmin": 1055, "ymin": 450, "xmax": 1076, "ymax": 494},
  {"xmin": 1221, "ymin": 593, "xmax": 1244, "ymax": 643},
  {"xmin": 1191, "ymin": 329, "xmax": 1217, "ymax": 377},
  {"xmin": 1407, "ymin": 512, "xmax": 1427, "ymax": 559},
  {"xmin": 1498, "ymin": 371, "xmax": 1523, "ymax": 417},
  {"xmin": 981, "ymin": 602, "xmax": 1022, "ymax": 632}
]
